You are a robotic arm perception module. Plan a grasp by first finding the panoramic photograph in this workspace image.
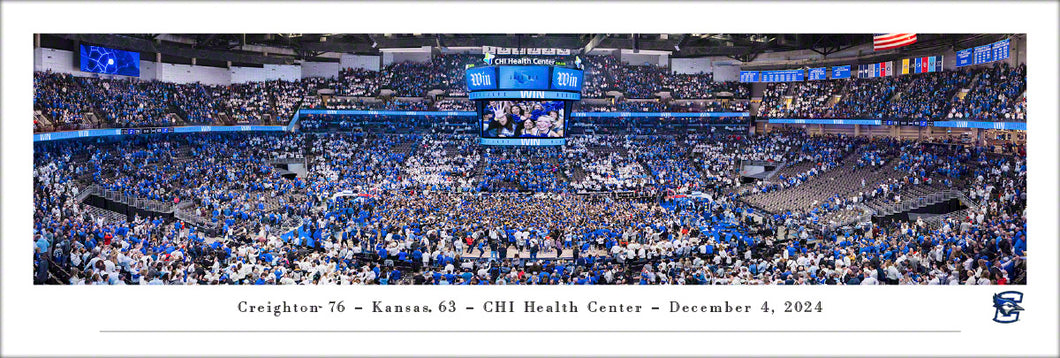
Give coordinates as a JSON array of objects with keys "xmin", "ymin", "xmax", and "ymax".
[{"xmin": 32, "ymin": 33, "xmax": 1027, "ymax": 286}]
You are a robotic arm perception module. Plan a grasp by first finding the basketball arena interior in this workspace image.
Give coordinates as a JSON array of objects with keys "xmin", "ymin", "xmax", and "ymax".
[{"xmin": 32, "ymin": 33, "xmax": 1027, "ymax": 286}]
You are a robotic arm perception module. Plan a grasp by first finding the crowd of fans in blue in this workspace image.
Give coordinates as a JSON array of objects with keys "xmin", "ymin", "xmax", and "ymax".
[
  {"xmin": 35, "ymin": 57, "xmax": 1024, "ymax": 133},
  {"xmin": 34, "ymin": 122, "xmax": 1026, "ymax": 285},
  {"xmin": 31, "ymin": 53, "xmax": 1027, "ymax": 286},
  {"xmin": 947, "ymin": 63, "xmax": 1027, "ymax": 121},
  {"xmin": 760, "ymin": 63, "xmax": 1026, "ymax": 121}
]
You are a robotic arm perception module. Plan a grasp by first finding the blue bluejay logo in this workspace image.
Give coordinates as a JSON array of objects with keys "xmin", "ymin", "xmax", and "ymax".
[{"xmin": 992, "ymin": 291, "xmax": 1024, "ymax": 324}]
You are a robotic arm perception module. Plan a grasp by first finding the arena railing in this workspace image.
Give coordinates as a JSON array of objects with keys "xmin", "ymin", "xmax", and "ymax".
[
  {"xmin": 862, "ymin": 189, "xmax": 975, "ymax": 218},
  {"xmin": 173, "ymin": 204, "xmax": 222, "ymax": 236}
]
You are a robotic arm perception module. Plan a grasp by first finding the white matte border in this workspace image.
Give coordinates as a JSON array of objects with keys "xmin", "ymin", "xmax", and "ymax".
[{"xmin": 2, "ymin": 1, "xmax": 1057, "ymax": 357}]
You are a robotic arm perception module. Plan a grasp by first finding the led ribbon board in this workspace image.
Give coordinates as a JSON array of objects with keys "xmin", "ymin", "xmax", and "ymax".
[
  {"xmin": 33, "ymin": 125, "xmax": 287, "ymax": 142},
  {"xmin": 469, "ymin": 90, "xmax": 580, "ymax": 101}
]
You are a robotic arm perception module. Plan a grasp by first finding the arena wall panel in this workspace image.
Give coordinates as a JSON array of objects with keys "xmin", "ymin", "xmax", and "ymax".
[
  {"xmin": 229, "ymin": 66, "xmax": 264, "ymax": 83},
  {"xmin": 713, "ymin": 62, "xmax": 741, "ymax": 82},
  {"xmin": 620, "ymin": 50, "xmax": 669, "ymax": 67},
  {"xmin": 139, "ymin": 61, "xmax": 158, "ymax": 81},
  {"xmin": 1013, "ymin": 36, "xmax": 1027, "ymax": 66},
  {"xmin": 339, "ymin": 54, "xmax": 380, "ymax": 71},
  {"xmin": 822, "ymin": 124, "xmax": 855, "ymax": 135},
  {"xmin": 862, "ymin": 125, "xmax": 892, "ymax": 137},
  {"xmin": 898, "ymin": 125, "xmax": 923, "ymax": 139},
  {"xmin": 750, "ymin": 42, "xmax": 873, "ymax": 66},
  {"xmin": 301, "ymin": 61, "xmax": 340, "ymax": 78},
  {"xmin": 382, "ymin": 47, "xmax": 432, "ymax": 66},
  {"xmin": 35, "ymin": 48, "xmax": 103, "ymax": 77},
  {"xmin": 671, "ymin": 57, "xmax": 712, "ymax": 74},
  {"xmin": 264, "ymin": 64, "xmax": 302, "ymax": 82},
  {"xmin": 33, "ymin": 47, "xmax": 44, "ymax": 71},
  {"xmin": 228, "ymin": 64, "xmax": 301, "ymax": 83},
  {"xmin": 159, "ymin": 63, "xmax": 229, "ymax": 85}
]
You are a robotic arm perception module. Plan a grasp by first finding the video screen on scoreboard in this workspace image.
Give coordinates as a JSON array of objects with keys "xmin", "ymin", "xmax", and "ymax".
[
  {"xmin": 79, "ymin": 44, "xmax": 140, "ymax": 77},
  {"xmin": 480, "ymin": 100, "xmax": 566, "ymax": 138},
  {"xmin": 498, "ymin": 66, "xmax": 550, "ymax": 90}
]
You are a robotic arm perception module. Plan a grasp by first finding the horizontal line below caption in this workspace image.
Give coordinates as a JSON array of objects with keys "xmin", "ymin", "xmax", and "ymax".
[{"xmin": 101, "ymin": 330, "xmax": 961, "ymax": 334}]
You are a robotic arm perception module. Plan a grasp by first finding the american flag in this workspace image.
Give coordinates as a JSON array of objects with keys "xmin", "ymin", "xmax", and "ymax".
[{"xmin": 873, "ymin": 33, "xmax": 917, "ymax": 51}]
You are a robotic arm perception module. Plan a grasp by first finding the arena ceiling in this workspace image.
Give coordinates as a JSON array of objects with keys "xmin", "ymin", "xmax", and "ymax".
[{"xmin": 40, "ymin": 33, "xmax": 1011, "ymax": 66}]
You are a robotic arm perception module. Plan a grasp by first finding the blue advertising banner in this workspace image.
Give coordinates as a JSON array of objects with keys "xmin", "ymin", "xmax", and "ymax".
[
  {"xmin": 465, "ymin": 66, "xmax": 498, "ymax": 91},
  {"xmin": 480, "ymin": 138, "xmax": 566, "ymax": 146},
  {"xmin": 973, "ymin": 44, "xmax": 993, "ymax": 65},
  {"xmin": 956, "ymin": 48, "xmax": 973, "ymax": 67},
  {"xmin": 550, "ymin": 67, "xmax": 584, "ymax": 92},
  {"xmin": 933, "ymin": 121, "xmax": 1026, "ymax": 130},
  {"xmin": 957, "ymin": 39, "xmax": 1011, "ymax": 67},
  {"xmin": 808, "ymin": 67, "xmax": 827, "ymax": 81},
  {"xmin": 469, "ymin": 90, "xmax": 580, "ymax": 101},
  {"xmin": 768, "ymin": 119, "xmax": 883, "ymax": 125},
  {"xmin": 33, "ymin": 129, "xmax": 123, "ymax": 142},
  {"xmin": 831, "ymin": 65, "xmax": 851, "ymax": 79},
  {"xmin": 739, "ymin": 71, "xmax": 760, "ymax": 83},
  {"xmin": 34, "ymin": 125, "xmax": 287, "ymax": 142},
  {"xmin": 296, "ymin": 109, "xmax": 476, "ymax": 116},
  {"xmin": 173, "ymin": 125, "xmax": 287, "ymax": 133},
  {"xmin": 760, "ymin": 69, "xmax": 804, "ymax": 82},
  {"xmin": 992, "ymin": 39, "xmax": 1010, "ymax": 61}
]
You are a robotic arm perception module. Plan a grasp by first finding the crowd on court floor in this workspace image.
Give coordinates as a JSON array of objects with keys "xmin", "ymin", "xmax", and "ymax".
[{"xmin": 34, "ymin": 126, "xmax": 1026, "ymax": 285}]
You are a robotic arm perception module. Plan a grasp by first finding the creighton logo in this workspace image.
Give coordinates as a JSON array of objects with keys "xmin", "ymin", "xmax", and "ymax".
[{"xmin": 992, "ymin": 291, "xmax": 1024, "ymax": 324}]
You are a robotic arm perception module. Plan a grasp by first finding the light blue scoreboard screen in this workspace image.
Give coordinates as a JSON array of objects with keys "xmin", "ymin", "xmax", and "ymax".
[{"xmin": 466, "ymin": 65, "xmax": 584, "ymax": 93}]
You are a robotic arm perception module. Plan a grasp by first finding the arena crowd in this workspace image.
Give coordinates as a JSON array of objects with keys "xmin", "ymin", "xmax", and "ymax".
[
  {"xmin": 35, "ymin": 56, "xmax": 1024, "ymax": 133},
  {"xmin": 34, "ymin": 126, "xmax": 1026, "ymax": 285},
  {"xmin": 31, "ymin": 52, "xmax": 1027, "ymax": 286}
]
